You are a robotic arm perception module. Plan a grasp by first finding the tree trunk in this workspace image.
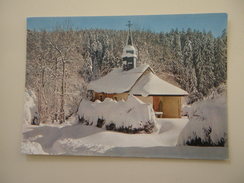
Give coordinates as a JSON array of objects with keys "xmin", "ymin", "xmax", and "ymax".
[
  {"xmin": 52, "ymin": 58, "xmax": 59, "ymax": 123},
  {"xmin": 59, "ymin": 60, "xmax": 65, "ymax": 123}
]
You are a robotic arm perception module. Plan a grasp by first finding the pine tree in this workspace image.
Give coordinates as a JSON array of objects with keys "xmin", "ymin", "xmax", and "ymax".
[
  {"xmin": 214, "ymin": 30, "xmax": 227, "ymax": 86},
  {"xmin": 182, "ymin": 36, "xmax": 198, "ymax": 101},
  {"xmin": 26, "ymin": 28, "xmax": 227, "ymax": 122}
]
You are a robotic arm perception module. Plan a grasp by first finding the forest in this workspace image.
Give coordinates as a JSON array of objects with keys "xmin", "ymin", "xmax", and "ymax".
[{"xmin": 26, "ymin": 28, "xmax": 227, "ymax": 124}]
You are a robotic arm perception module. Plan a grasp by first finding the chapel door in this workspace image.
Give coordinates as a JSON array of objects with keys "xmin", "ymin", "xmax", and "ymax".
[{"xmin": 153, "ymin": 96, "xmax": 160, "ymax": 111}]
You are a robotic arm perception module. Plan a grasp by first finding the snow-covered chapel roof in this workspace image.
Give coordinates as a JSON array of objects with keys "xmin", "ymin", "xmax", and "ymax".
[
  {"xmin": 87, "ymin": 64, "xmax": 150, "ymax": 93},
  {"xmin": 130, "ymin": 72, "xmax": 188, "ymax": 96},
  {"xmin": 87, "ymin": 64, "xmax": 188, "ymax": 96}
]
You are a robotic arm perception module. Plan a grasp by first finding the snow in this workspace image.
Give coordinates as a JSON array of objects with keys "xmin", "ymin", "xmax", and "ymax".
[
  {"xmin": 122, "ymin": 53, "xmax": 137, "ymax": 58},
  {"xmin": 122, "ymin": 52, "xmax": 137, "ymax": 58},
  {"xmin": 22, "ymin": 118, "xmax": 188, "ymax": 155},
  {"xmin": 178, "ymin": 93, "xmax": 227, "ymax": 145},
  {"xmin": 87, "ymin": 64, "xmax": 187, "ymax": 96},
  {"xmin": 58, "ymin": 138, "xmax": 113, "ymax": 153},
  {"xmin": 130, "ymin": 72, "xmax": 188, "ymax": 96},
  {"xmin": 181, "ymin": 104, "xmax": 191, "ymax": 116},
  {"xmin": 71, "ymin": 118, "xmax": 188, "ymax": 147},
  {"xmin": 21, "ymin": 140, "xmax": 47, "ymax": 155},
  {"xmin": 122, "ymin": 45, "xmax": 137, "ymax": 58},
  {"xmin": 87, "ymin": 64, "xmax": 150, "ymax": 93},
  {"xmin": 78, "ymin": 95, "xmax": 156, "ymax": 130},
  {"xmin": 123, "ymin": 45, "xmax": 136, "ymax": 51},
  {"xmin": 24, "ymin": 89, "xmax": 38, "ymax": 125}
]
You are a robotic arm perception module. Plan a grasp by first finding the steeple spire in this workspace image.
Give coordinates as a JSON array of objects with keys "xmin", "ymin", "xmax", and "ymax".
[
  {"xmin": 126, "ymin": 21, "xmax": 133, "ymax": 45},
  {"xmin": 122, "ymin": 21, "xmax": 137, "ymax": 71}
]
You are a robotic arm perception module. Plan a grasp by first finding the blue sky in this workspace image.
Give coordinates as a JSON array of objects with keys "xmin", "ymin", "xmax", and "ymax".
[{"xmin": 27, "ymin": 13, "xmax": 227, "ymax": 37}]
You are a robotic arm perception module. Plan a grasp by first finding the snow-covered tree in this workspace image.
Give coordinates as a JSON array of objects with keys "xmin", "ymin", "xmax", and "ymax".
[
  {"xmin": 26, "ymin": 27, "xmax": 227, "ymax": 123},
  {"xmin": 214, "ymin": 30, "xmax": 227, "ymax": 86}
]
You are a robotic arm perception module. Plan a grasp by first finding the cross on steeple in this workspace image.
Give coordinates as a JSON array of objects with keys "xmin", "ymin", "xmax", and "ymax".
[{"xmin": 126, "ymin": 21, "xmax": 133, "ymax": 32}]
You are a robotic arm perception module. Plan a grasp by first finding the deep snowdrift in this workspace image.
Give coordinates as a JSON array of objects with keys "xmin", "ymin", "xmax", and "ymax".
[
  {"xmin": 178, "ymin": 93, "xmax": 227, "ymax": 146},
  {"xmin": 78, "ymin": 95, "xmax": 157, "ymax": 133},
  {"xmin": 24, "ymin": 89, "xmax": 38, "ymax": 125},
  {"xmin": 21, "ymin": 118, "xmax": 189, "ymax": 155}
]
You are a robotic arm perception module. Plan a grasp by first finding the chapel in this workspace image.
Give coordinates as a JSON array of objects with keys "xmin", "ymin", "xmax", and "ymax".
[{"xmin": 87, "ymin": 21, "xmax": 188, "ymax": 118}]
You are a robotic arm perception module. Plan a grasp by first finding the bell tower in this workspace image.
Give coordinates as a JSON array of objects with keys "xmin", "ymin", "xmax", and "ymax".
[{"xmin": 122, "ymin": 21, "xmax": 137, "ymax": 71}]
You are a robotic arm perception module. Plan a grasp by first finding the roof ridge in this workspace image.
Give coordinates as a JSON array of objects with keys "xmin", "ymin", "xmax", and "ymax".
[{"xmin": 126, "ymin": 65, "xmax": 152, "ymax": 92}]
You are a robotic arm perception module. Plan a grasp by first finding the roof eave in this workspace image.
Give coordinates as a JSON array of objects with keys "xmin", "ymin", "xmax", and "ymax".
[{"xmin": 132, "ymin": 94, "xmax": 188, "ymax": 96}]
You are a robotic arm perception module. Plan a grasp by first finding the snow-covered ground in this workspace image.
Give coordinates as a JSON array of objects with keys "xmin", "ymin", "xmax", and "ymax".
[
  {"xmin": 22, "ymin": 88, "xmax": 228, "ymax": 158},
  {"xmin": 21, "ymin": 117, "xmax": 188, "ymax": 155}
]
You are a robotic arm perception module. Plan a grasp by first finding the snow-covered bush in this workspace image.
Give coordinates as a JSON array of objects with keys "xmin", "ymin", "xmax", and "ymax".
[
  {"xmin": 21, "ymin": 140, "xmax": 47, "ymax": 154},
  {"xmin": 178, "ymin": 93, "xmax": 227, "ymax": 146},
  {"xmin": 24, "ymin": 89, "xmax": 39, "ymax": 125},
  {"xmin": 78, "ymin": 95, "xmax": 157, "ymax": 134}
]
